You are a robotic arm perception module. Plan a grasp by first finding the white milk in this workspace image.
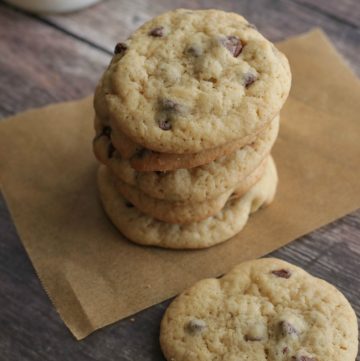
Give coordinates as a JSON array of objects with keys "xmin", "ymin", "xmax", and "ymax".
[{"xmin": 4, "ymin": 0, "xmax": 102, "ymax": 13}]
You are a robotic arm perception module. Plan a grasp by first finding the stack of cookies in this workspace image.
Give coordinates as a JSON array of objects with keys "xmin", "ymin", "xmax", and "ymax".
[{"xmin": 93, "ymin": 9, "xmax": 291, "ymax": 249}]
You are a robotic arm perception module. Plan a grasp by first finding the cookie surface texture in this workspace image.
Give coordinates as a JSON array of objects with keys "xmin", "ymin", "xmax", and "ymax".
[
  {"xmin": 93, "ymin": 116, "xmax": 279, "ymax": 202},
  {"xmin": 98, "ymin": 9, "xmax": 291, "ymax": 153},
  {"xmin": 97, "ymin": 156, "xmax": 278, "ymax": 249},
  {"xmin": 108, "ymin": 156, "xmax": 268, "ymax": 224},
  {"xmin": 160, "ymin": 258, "xmax": 359, "ymax": 361}
]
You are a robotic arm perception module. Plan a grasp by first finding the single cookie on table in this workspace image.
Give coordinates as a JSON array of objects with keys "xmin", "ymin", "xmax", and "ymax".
[
  {"xmin": 95, "ymin": 8, "xmax": 291, "ymax": 154},
  {"xmin": 97, "ymin": 156, "xmax": 277, "ymax": 249},
  {"xmin": 160, "ymin": 258, "xmax": 358, "ymax": 361},
  {"xmin": 93, "ymin": 116, "xmax": 279, "ymax": 202},
  {"xmin": 106, "ymin": 157, "xmax": 268, "ymax": 224}
]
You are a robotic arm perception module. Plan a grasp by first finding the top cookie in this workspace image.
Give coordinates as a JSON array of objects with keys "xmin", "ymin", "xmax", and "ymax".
[{"xmin": 99, "ymin": 9, "xmax": 291, "ymax": 154}]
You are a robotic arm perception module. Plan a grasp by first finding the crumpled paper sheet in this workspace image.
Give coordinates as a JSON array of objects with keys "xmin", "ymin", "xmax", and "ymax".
[{"xmin": 0, "ymin": 29, "xmax": 359, "ymax": 339}]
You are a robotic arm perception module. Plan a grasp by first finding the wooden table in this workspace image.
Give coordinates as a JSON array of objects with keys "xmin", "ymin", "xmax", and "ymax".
[{"xmin": 0, "ymin": 0, "xmax": 359, "ymax": 359}]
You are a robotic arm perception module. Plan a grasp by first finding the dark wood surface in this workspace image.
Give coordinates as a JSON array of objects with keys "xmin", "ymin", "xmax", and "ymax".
[{"xmin": 0, "ymin": 1, "xmax": 359, "ymax": 360}]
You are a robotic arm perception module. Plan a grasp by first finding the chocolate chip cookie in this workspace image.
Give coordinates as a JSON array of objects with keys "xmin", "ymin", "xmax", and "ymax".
[
  {"xmin": 93, "ymin": 116, "xmax": 279, "ymax": 202},
  {"xmin": 96, "ymin": 9, "xmax": 291, "ymax": 154},
  {"xmin": 96, "ymin": 156, "xmax": 277, "ymax": 249},
  {"xmin": 160, "ymin": 258, "xmax": 358, "ymax": 361},
  {"xmin": 106, "ymin": 157, "xmax": 268, "ymax": 224},
  {"xmin": 103, "ymin": 116, "xmax": 271, "ymax": 172}
]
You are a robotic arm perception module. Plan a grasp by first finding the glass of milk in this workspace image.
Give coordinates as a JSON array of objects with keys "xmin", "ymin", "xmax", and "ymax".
[{"xmin": 4, "ymin": 0, "xmax": 103, "ymax": 13}]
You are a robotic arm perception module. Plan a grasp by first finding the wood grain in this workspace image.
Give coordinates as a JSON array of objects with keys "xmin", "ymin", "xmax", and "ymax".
[
  {"xmin": 0, "ymin": 4, "xmax": 109, "ymax": 117},
  {"xmin": 295, "ymin": 0, "xmax": 360, "ymax": 27},
  {"xmin": 41, "ymin": 0, "xmax": 360, "ymax": 75},
  {"xmin": 0, "ymin": 0, "xmax": 359, "ymax": 360}
]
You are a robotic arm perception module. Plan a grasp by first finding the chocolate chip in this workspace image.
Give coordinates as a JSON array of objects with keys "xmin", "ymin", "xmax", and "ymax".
[
  {"xmin": 186, "ymin": 319, "xmax": 206, "ymax": 334},
  {"xmin": 157, "ymin": 98, "xmax": 184, "ymax": 130},
  {"xmin": 148, "ymin": 26, "xmax": 164, "ymax": 37},
  {"xmin": 283, "ymin": 347, "xmax": 289, "ymax": 354},
  {"xmin": 221, "ymin": 36, "xmax": 243, "ymax": 57},
  {"xmin": 158, "ymin": 118, "xmax": 172, "ymax": 131},
  {"xmin": 292, "ymin": 357, "xmax": 316, "ymax": 361},
  {"xmin": 107, "ymin": 142, "xmax": 116, "ymax": 158},
  {"xmin": 114, "ymin": 42, "xmax": 127, "ymax": 55},
  {"xmin": 244, "ymin": 335, "xmax": 263, "ymax": 341},
  {"xmin": 279, "ymin": 321, "xmax": 298, "ymax": 336},
  {"xmin": 161, "ymin": 98, "xmax": 180, "ymax": 112},
  {"xmin": 271, "ymin": 269, "xmax": 292, "ymax": 279},
  {"xmin": 125, "ymin": 201, "xmax": 134, "ymax": 208},
  {"xmin": 155, "ymin": 171, "xmax": 166, "ymax": 176},
  {"xmin": 243, "ymin": 73, "xmax": 257, "ymax": 88}
]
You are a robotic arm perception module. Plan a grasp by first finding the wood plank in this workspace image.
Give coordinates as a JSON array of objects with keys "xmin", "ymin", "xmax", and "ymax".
[
  {"xmin": 41, "ymin": 0, "xmax": 360, "ymax": 75},
  {"xmin": 0, "ymin": 4, "xmax": 109, "ymax": 117},
  {"xmin": 295, "ymin": 0, "xmax": 360, "ymax": 27}
]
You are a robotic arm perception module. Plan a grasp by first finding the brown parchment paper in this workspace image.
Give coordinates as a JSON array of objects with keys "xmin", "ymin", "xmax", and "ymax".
[{"xmin": 0, "ymin": 30, "xmax": 360, "ymax": 340}]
